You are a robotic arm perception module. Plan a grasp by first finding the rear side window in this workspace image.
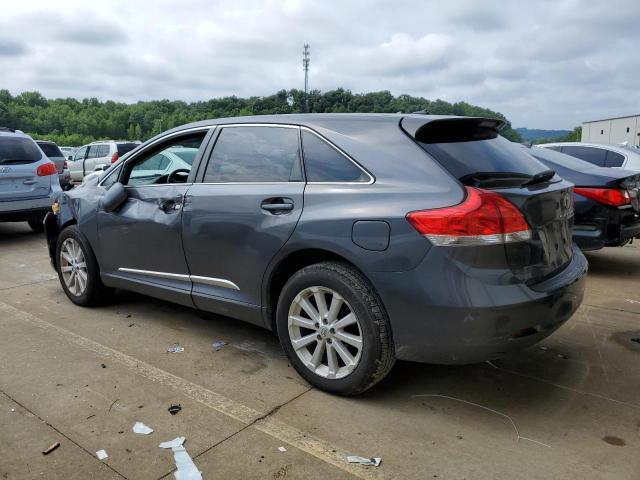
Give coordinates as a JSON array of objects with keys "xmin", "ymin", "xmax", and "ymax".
[
  {"xmin": 302, "ymin": 131, "xmax": 368, "ymax": 182},
  {"xmin": 98, "ymin": 145, "xmax": 110, "ymax": 157},
  {"xmin": 117, "ymin": 143, "xmax": 138, "ymax": 156},
  {"xmin": 87, "ymin": 146, "xmax": 100, "ymax": 159},
  {"xmin": 38, "ymin": 142, "xmax": 64, "ymax": 158},
  {"xmin": 204, "ymin": 126, "xmax": 301, "ymax": 183},
  {"xmin": 605, "ymin": 150, "xmax": 625, "ymax": 167},
  {"xmin": 561, "ymin": 146, "xmax": 607, "ymax": 167},
  {"xmin": 0, "ymin": 137, "xmax": 42, "ymax": 164}
]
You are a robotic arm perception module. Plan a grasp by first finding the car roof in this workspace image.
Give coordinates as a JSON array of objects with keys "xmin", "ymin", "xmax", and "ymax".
[{"xmin": 539, "ymin": 141, "xmax": 640, "ymax": 157}]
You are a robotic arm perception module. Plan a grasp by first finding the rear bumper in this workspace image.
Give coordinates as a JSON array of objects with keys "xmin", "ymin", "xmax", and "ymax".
[
  {"xmin": 573, "ymin": 215, "xmax": 640, "ymax": 250},
  {"xmin": 369, "ymin": 244, "xmax": 587, "ymax": 364},
  {"xmin": 0, "ymin": 193, "xmax": 57, "ymax": 221}
]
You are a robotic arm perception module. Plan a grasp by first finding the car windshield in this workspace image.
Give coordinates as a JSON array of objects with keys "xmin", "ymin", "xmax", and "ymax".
[
  {"xmin": 38, "ymin": 142, "xmax": 64, "ymax": 158},
  {"xmin": 0, "ymin": 137, "xmax": 42, "ymax": 164}
]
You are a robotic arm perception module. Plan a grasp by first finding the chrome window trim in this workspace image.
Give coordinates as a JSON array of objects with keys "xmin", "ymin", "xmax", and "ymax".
[
  {"xmin": 118, "ymin": 268, "xmax": 240, "ymax": 290},
  {"xmin": 299, "ymin": 127, "xmax": 374, "ymax": 185}
]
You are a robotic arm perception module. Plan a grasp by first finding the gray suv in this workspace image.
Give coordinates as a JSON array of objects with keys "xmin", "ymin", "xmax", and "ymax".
[
  {"xmin": 45, "ymin": 114, "xmax": 587, "ymax": 394},
  {"xmin": 0, "ymin": 128, "xmax": 62, "ymax": 232}
]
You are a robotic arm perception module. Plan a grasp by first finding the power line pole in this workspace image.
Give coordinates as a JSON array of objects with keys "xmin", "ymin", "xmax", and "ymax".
[{"xmin": 302, "ymin": 44, "xmax": 310, "ymax": 113}]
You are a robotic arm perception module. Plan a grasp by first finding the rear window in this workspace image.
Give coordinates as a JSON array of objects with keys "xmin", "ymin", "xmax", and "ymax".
[
  {"xmin": 117, "ymin": 143, "xmax": 138, "ymax": 156},
  {"xmin": 0, "ymin": 136, "xmax": 42, "ymax": 164},
  {"xmin": 418, "ymin": 135, "xmax": 546, "ymax": 187},
  {"xmin": 37, "ymin": 142, "xmax": 64, "ymax": 158}
]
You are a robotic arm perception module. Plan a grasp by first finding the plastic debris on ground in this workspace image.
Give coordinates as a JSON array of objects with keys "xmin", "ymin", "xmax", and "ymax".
[
  {"xmin": 212, "ymin": 340, "xmax": 228, "ymax": 350},
  {"xmin": 96, "ymin": 449, "xmax": 109, "ymax": 461},
  {"xmin": 168, "ymin": 404, "xmax": 182, "ymax": 415},
  {"xmin": 347, "ymin": 455, "xmax": 382, "ymax": 467},
  {"xmin": 42, "ymin": 442, "xmax": 60, "ymax": 455},
  {"xmin": 159, "ymin": 436, "xmax": 202, "ymax": 480},
  {"xmin": 167, "ymin": 344, "xmax": 185, "ymax": 353},
  {"xmin": 133, "ymin": 421, "xmax": 154, "ymax": 435},
  {"xmin": 277, "ymin": 446, "xmax": 287, "ymax": 452}
]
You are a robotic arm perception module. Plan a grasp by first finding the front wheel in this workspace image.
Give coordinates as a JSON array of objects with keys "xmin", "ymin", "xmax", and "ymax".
[
  {"xmin": 56, "ymin": 225, "xmax": 112, "ymax": 306},
  {"xmin": 276, "ymin": 261, "xmax": 395, "ymax": 395}
]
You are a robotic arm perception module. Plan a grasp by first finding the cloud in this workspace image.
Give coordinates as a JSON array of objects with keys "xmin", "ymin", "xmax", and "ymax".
[{"xmin": 0, "ymin": 0, "xmax": 638, "ymax": 128}]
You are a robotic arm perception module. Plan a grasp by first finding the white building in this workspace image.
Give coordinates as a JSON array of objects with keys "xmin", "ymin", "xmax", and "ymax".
[{"xmin": 582, "ymin": 114, "xmax": 640, "ymax": 146}]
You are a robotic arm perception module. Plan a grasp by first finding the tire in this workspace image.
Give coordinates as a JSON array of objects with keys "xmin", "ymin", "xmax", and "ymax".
[
  {"xmin": 55, "ymin": 225, "xmax": 112, "ymax": 306},
  {"xmin": 276, "ymin": 261, "xmax": 395, "ymax": 395},
  {"xmin": 27, "ymin": 216, "xmax": 45, "ymax": 233}
]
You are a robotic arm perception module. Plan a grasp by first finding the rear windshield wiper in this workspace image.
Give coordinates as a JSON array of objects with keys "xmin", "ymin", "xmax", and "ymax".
[{"xmin": 521, "ymin": 169, "xmax": 555, "ymax": 187}]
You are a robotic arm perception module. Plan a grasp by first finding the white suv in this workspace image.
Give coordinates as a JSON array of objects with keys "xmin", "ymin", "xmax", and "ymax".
[{"xmin": 69, "ymin": 140, "xmax": 139, "ymax": 182}]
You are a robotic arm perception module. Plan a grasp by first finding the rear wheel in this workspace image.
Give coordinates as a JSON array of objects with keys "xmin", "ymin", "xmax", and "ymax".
[
  {"xmin": 276, "ymin": 261, "xmax": 395, "ymax": 395},
  {"xmin": 56, "ymin": 225, "xmax": 112, "ymax": 306}
]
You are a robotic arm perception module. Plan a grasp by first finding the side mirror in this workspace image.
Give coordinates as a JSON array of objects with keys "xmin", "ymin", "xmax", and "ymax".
[
  {"xmin": 99, "ymin": 182, "xmax": 128, "ymax": 213},
  {"xmin": 94, "ymin": 164, "xmax": 107, "ymax": 172},
  {"xmin": 67, "ymin": 155, "xmax": 73, "ymax": 161}
]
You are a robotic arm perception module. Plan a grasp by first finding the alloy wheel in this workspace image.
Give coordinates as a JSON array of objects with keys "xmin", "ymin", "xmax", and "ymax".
[
  {"xmin": 59, "ymin": 238, "xmax": 88, "ymax": 296},
  {"xmin": 288, "ymin": 286, "xmax": 363, "ymax": 379}
]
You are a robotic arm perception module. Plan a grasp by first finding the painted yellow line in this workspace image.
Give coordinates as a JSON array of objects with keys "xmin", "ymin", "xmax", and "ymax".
[{"xmin": 0, "ymin": 301, "xmax": 383, "ymax": 480}]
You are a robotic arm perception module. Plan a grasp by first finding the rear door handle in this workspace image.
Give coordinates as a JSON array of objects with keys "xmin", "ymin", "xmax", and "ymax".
[{"xmin": 261, "ymin": 197, "xmax": 294, "ymax": 213}]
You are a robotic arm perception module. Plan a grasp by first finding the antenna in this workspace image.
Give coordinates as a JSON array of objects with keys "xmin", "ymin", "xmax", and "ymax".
[{"xmin": 302, "ymin": 44, "xmax": 310, "ymax": 113}]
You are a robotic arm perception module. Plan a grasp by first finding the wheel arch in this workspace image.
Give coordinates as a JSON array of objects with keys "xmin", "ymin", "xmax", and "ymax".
[{"xmin": 263, "ymin": 248, "xmax": 378, "ymax": 333}]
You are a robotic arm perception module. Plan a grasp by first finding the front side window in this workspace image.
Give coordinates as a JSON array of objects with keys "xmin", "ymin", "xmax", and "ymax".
[
  {"xmin": 203, "ymin": 126, "xmax": 301, "ymax": 183},
  {"xmin": 87, "ymin": 146, "xmax": 100, "ymax": 159},
  {"xmin": 124, "ymin": 132, "xmax": 206, "ymax": 187},
  {"xmin": 301, "ymin": 130, "xmax": 368, "ymax": 182},
  {"xmin": 561, "ymin": 146, "xmax": 607, "ymax": 167},
  {"xmin": 101, "ymin": 165, "xmax": 122, "ymax": 189},
  {"xmin": 73, "ymin": 146, "xmax": 87, "ymax": 161}
]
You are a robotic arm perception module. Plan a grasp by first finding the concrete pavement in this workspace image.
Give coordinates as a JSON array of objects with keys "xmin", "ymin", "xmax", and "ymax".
[{"xmin": 0, "ymin": 222, "xmax": 638, "ymax": 479}]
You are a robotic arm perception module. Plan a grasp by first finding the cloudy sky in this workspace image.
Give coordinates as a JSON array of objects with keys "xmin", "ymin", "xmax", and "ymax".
[{"xmin": 0, "ymin": 0, "xmax": 638, "ymax": 128}]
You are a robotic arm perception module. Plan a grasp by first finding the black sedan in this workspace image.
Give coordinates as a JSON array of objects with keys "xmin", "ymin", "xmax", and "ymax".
[{"xmin": 524, "ymin": 145, "xmax": 640, "ymax": 251}]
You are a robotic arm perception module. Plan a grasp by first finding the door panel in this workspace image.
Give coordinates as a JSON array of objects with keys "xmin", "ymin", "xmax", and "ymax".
[
  {"xmin": 97, "ymin": 184, "xmax": 193, "ymax": 304},
  {"xmin": 182, "ymin": 183, "xmax": 304, "ymax": 309}
]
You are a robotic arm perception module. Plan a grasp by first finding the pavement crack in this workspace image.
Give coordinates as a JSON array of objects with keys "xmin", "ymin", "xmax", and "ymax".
[
  {"xmin": 0, "ymin": 277, "xmax": 57, "ymax": 291},
  {"xmin": 0, "ymin": 386, "xmax": 129, "ymax": 480}
]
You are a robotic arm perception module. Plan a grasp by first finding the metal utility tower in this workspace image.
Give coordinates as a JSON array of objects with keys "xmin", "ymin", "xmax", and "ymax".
[{"xmin": 302, "ymin": 44, "xmax": 310, "ymax": 113}]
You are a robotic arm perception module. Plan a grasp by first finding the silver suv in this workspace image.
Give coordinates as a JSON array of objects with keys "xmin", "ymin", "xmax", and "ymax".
[
  {"xmin": 69, "ymin": 140, "xmax": 139, "ymax": 182},
  {"xmin": 0, "ymin": 128, "xmax": 62, "ymax": 232}
]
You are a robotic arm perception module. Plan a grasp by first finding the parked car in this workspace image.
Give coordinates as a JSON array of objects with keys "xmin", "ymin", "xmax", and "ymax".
[
  {"xmin": 45, "ymin": 115, "xmax": 587, "ymax": 395},
  {"xmin": 0, "ymin": 128, "xmax": 62, "ymax": 232},
  {"xmin": 35, "ymin": 140, "xmax": 73, "ymax": 191},
  {"xmin": 523, "ymin": 145, "xmax": 640, "ymax": 251},
  {"xmin": 69, "ymin": 140, "xmax": 140, "ymax": 182},
  {"xmin": 539, "ymin": 142, "xmax": 640, "ymax": 170},
  {"xmin": 59, "ymin": 146, "xmax": 77, "ymax": 160}
]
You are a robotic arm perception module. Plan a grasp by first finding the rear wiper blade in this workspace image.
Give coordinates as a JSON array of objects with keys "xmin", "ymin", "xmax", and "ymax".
[{"xmin": 521, "ymin": 169, "xmax": 555, "ymax": 187}]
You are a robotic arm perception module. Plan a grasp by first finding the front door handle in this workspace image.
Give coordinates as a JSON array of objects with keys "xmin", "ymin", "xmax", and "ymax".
[
  {"xmin": 159, "ymin": 196, "xmax": 183, "ymax": 213},
  {"xmin": 261, "ymin": 197, "xmax": 294, "ymax": 213}
]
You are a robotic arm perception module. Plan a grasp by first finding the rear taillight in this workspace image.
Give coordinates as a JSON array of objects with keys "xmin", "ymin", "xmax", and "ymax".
[
  {"xmin": 111, "ymin": 152, "xmax": 119, "ymax": 163},
  {"xmin": 574, "ymin": 187, "xmax": 631, "ymax": 207},
  {"xmin": 406, "ymin": 186, "xmax": 532, "ymax": 246},
  {"xmin": 36, "ymin": 162, "xmax": 57, "ymax": 176}
]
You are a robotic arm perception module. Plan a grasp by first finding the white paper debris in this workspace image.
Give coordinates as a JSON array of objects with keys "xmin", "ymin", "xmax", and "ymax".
[
  {"xmin": 133, "ymin": 421, "xmax": 154, "ymax": 435},
  {"xmin": 347, "ymin": 455, "xmax": 381, "ymax": 467},
  {"xmin": 96, "ymin": 449, "xmax": 109, "ymax": 461},
  {"xmin": 167, "ymin": 344, "xmax": 184, "ymax": 353},
  {"xmin": 278, "ymin": 446, "xmax": 287, "ymax": 452},
  {"xmin": 159, "ymin": 437, "xmax": 202, "ymax": 480},
  {"xmin": 212, "ymin": 340, "xmax": 228, "ymax": 350}
]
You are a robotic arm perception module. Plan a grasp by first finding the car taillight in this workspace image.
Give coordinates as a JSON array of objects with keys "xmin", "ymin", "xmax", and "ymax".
[
  {"xmin": 36, "ymin": 162, "xmax": 57, "ymax": 176},
  {"xmin": 111, "ymin": 152, "xmax": 119, "ymax": 163},
  {"xmin": 63, "ymin": 160, "xmax": 68, "ymax": 169},
  {"xmin": 406, "ymin": 186, "xmax": 532, "ymax": 246},
  {"xmin": 574, "ymin": 187, "xmax": 631, "ymax": 207}
]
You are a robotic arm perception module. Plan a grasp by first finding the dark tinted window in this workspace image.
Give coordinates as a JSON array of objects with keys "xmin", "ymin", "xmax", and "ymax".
[
  {"xmin": 302, "ymin": 130, "xmax": 368, "ymax": 182},
  {"xmin": 560, "ymin": 146, "xmax": 607, "ymax": 167},
  {"xmin": 605, "ymin": 150, "xmax": 625, "ymax": 167},
  {"xmin": 418, "ymin": 135, "xmax": 546, "ymax": 186},
  {"xmin": 204, "ymin": 126, "xmax": 301, "ymax": 183},
  {"xmin": 0, "ymin": 136, "xmax": 42, "ymax": 164},
  {"xmin": 530, "ymin": 146, "xmax": 596, "ymax": 171},
  {"xmin": 37, "ymin": 142, "xmax": 64, "ymax": 158},
  {"xmin": 117, "ymin": 143, "xmax": 138, "ymax": 155}
]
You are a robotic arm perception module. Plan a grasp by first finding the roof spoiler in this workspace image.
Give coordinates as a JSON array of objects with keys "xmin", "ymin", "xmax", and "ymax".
[{"xmin": 400, "ymin": 116, "xmax": 506, "ymax": 144}]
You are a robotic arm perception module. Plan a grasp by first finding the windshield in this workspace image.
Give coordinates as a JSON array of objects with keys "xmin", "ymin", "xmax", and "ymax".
[{"xmin": 0, "ymin": 137, "xmax": 43, "ymax": 164}]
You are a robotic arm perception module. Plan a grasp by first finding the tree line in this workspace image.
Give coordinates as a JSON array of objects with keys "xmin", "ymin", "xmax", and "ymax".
[{"xmin": 0, "ymin": 88, "xmax": 523, "ymax": 146}]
